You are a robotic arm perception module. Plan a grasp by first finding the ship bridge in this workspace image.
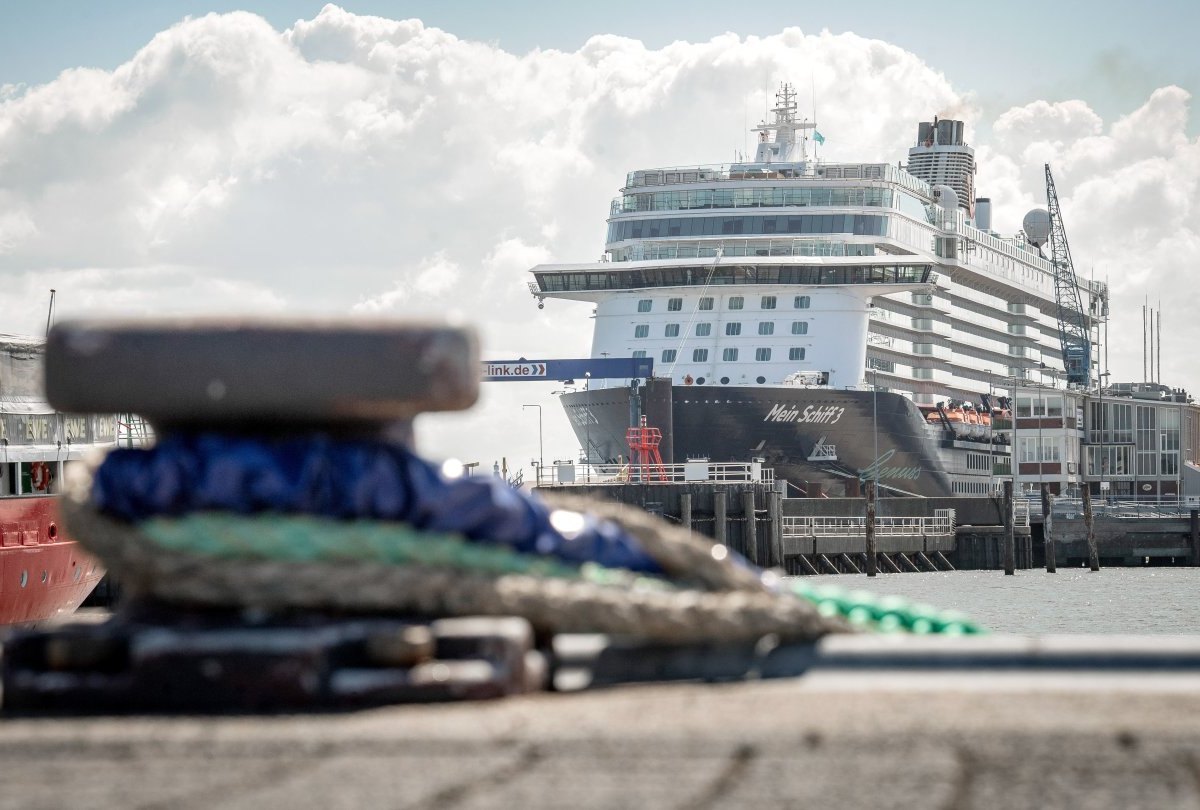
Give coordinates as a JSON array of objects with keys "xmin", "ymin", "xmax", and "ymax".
[{"xmin": 530, "ymin": 257, "xmax": 936, "ymax": 303}]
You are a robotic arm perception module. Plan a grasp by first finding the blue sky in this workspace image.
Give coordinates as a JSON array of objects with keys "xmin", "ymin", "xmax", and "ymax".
[{"xmin": 3, "ymin": 1, "xmax": 1197, "ymax": 136}]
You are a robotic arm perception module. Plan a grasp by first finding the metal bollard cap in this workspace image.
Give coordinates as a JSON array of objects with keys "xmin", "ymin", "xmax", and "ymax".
[{"xmin": 45, "ymin": 319, "xmax": 479, "ymax": 428}]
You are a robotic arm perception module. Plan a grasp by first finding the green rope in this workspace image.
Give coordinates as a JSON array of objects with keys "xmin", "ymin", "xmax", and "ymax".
[
  {"xmin": 138, "ymin": 512, "xmax": 983, "ymax": 635},
  {"xmin": 788, "ymin": 580, "xmax": 986, "ymax": 635},
  {"xmin": 140, "ymin": 513, "xmax": 676, "ymax": 593}
]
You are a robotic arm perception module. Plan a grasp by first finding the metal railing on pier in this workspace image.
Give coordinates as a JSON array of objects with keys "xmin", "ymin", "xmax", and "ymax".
[
  {"xmin": 1051, "ymin": 499, "xmax": 1200, "ymax": 520},
  {"xmin": 782, "ymin": 509, "xmax": 956, "ymax": 540},
  {"xmin": 536, "ymin": 461, "xmax": 775, "ymax": 487}
]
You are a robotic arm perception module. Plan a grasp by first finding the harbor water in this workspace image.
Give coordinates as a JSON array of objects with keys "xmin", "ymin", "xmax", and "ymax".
[{"xmin": 797, "ymin": 568, "xmax": 1200, "ymax": 635}]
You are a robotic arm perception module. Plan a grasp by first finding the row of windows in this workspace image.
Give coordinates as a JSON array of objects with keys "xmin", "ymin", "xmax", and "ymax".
[
  {"xmin": 635, "ymin": 321, "xmax": 811, "ymax": 338},
  {"xmin": 655, "ymin": 347, "xmax": 807, "ymax": 363},
  {"xmin": 606, "ymin": 214, "xmax": 889, "ymax": 243},
  {"xmin": 534, "ymin": 264, "xmax": 931, "ymax": 293},
  {"xmin": 637, "ymin": 295, "xmax": 810, "ymax": 313},
  {"xmin": 615, "ymin": 186, "xmax": 895, "ymax": 214}
]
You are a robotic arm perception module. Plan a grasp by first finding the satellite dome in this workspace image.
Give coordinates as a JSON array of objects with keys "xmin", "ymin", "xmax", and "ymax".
[
  {"xmin": 932, "ymin": 184, "xmax": 959, "ymax": 211},
  {"xmin": 1023, "ymin": 208, "xmax": 1051, "ymax": 247}
]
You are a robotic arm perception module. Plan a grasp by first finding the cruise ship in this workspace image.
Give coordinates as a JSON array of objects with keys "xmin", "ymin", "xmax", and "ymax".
[{"xmin": 528, "ymin": 85, "xmax": 1108, "ymax": 498}]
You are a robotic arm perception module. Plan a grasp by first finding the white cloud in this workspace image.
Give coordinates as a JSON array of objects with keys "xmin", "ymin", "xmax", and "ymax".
[{"xmin": 1, "ymin": 5, "xmax": 1196, "ymax": 473}]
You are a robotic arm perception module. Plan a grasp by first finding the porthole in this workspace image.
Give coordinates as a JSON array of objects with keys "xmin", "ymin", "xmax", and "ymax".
[
  {"xmin": 756, "ymin": 376, "xmax": 766, "ymax": 384},
  {"xmin": 720, "ymin": 377, "xmax": 730, "ymax": 385},
  {"xmin": 47, "ymin": 523, "xmax": 58, "ymax": 539},
  {"xmin": 696, "ymin": 377, "xmax": 705, "ymax": 385}
]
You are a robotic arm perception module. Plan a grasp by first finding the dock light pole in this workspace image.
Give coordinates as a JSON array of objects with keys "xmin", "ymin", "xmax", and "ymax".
[
  {"xmin": 523, "ymin": 405, "xmax": 543, "ymax": 484},
  {"xmin": 584, "ymin": 372, "xmax": 592, "ymax": 480},
  {"xmin": 865, "ymin": 367, "xmax": 879, "ymax": 577}
]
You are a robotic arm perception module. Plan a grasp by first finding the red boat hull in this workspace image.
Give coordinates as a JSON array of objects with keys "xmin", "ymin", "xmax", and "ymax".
[{"xmin": 0, "ymin": 496, "xmax": 104, "ymax": 626}]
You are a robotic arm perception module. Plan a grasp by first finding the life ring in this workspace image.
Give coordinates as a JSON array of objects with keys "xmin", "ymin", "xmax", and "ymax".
[{"xmin": 30, "ymin": 461, "xmax": 51, "ymax": 492}]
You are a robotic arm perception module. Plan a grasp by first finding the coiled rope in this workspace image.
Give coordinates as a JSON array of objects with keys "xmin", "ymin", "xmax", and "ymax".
[{"xmin": 65, "ymin": 434, "xmax": 984, "ymax": 641}]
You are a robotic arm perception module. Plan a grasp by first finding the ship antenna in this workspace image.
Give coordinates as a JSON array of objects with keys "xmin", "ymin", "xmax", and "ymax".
[{"xmin": 44, "ymin": 289, "xmax": 56, "ymax": 338}]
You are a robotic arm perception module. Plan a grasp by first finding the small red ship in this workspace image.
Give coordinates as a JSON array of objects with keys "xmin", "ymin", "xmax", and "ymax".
[{"xmin": 1, "ymin": 334, "xmax": 110, "ymax": 626}]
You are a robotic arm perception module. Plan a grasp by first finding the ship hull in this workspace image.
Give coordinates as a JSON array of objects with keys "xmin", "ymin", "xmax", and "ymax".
[
  {"xmin": 561, "ymin": 381, "xmax": 972, "ymax": 497},
  {"xmin": 0, "ymin": 497, "xmax": 104, "ymax": 626}
]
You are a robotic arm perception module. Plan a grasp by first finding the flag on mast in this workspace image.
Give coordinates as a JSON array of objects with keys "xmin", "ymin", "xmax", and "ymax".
[{"xmin": 814, "ymin": 131, "xmax": 826, "ymax": 145}]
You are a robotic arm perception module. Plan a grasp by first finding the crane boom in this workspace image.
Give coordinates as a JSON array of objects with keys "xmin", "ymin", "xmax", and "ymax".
[{"xmin": 1045, "ymin": 164, "xmax": 1091, "ymax": 386}]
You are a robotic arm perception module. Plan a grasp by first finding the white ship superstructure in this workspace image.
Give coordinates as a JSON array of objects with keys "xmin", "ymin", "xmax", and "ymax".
[{"xmin": 529, "ymin": 84, "xmax": 1109, "ymax": 498}]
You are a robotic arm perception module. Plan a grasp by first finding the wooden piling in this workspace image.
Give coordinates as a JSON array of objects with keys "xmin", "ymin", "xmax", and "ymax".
[
  {"xmin": 768, "ymin": 490, "xmax": 782, "ymax": 569},
  {"xmin": 1083, "ymin": 485, "xmax": 1099, "ymax": 571},
  {"xmin": 1003, "ymin": 480, "xmax": 1015, "ymax": 575},
  {"xmin": 1044, "ymin": 489, "xmax": 1056, "ymax": 573},
  {"xmin": 742, "ymin": 490, "xmax": 758, "ymax": 565},
  {"xmin": 864, "ymin": 479, "xmax": 878, "ymax": 577},
  {"xmin": 680, "ymin": 493, "xmax": 693, "ymax": 532},
  {"xmin": 713, "ymin": 489, "xmax": 727, "ymax": 548},
  {"xmin": 1191, "ymin": 509, "xmax": 1199, "ymax": 567}
]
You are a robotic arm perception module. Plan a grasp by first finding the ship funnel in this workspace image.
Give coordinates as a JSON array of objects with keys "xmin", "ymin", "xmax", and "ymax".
[{"xmin": 975, "ymin": 198, "xmax": 992, "ymax": 232}]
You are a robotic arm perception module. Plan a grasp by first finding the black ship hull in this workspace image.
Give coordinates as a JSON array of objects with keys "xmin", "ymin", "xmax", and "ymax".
[{"xmin": 561, "ymin": 379, "xmax": 960, "ymax": 497}]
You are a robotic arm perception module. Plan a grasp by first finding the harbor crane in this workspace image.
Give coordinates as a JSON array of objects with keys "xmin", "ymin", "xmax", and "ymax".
[{"xmin": 1044, "ymin": 164, "xmax": 1092, "ymax": 387}]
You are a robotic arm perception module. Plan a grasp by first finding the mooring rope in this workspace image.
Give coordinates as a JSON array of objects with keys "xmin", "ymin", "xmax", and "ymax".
[{"xmin": 66, "ymin": 435, "xmax": 984, "ymax": 640}]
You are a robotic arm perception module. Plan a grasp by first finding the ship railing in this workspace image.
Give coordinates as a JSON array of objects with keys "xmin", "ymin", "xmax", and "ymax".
[
  {"xmin": 782, "ymin": 512, "xmax": 955, "ymax": 539},
  {"xmin": 536, "ymin": 461, "xmax": 775, "ymax": 487},
  {"xmin": 621, "ymin": 162, "xmax": 927, "ymax": 192}
]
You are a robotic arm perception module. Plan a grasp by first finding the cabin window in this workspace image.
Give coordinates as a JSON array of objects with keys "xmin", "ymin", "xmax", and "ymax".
[
  {"xmin": 695, "ymin": 323, "xmax": 712, "ymax": 337},
  {"xmin": 632, "ymin": 350, "xmax": 647, "ymax": 358},
  {"xmin": 794, "ymin": 295, "xmax": 811, "ymax": 309},
  {"xmin": 758, "ymin": 322, "xmax": 775, "ymax": 336},
  {"xmin": 789, "ymin": 347, "xmax": 806, "ymax": 361},
  {"xmin": 637, "ymin": 299, "xmax": 652, "ymax": 312},
  {"xmin": 665, "ymin": 323, "xmax": 680, "ymax": 338},
  {"xmin": 761, "ymin": 296, "xmax": 777, "ymax": 310},
  {"xmin": 698, "ymin": 297, "xmax": 714, "ymax": 311},
  {"xmin": 667, "ymin": 297, "xmax": 683, "ymax": 311},
  {"xmin": 723, "ymin": 348, "xmax": 739, "ymax": 361},
  {"xmin": 725, "ymin": 322, "xmax": 742, "ymax": 336},
  {"xmin": 634, "ymin": 325, "xmax": 649, "ymax": 338},
  {"xmin": 692, "ymin": 348, "xmax": 709, "ymax": 362},
  {"xmin": 791, "ymin": 321, "xmax": 809, "ymax": 335},
  {"xmin": 755, "ymin": 348, "xmax": 772, "ymax": 362},
  {"xmin": 662, "ymin": 349, "xmax": 677, "ymax": 363},
  {"xmin": 728, "ymin": 296, "xmax": 744, "ymax": 310}
]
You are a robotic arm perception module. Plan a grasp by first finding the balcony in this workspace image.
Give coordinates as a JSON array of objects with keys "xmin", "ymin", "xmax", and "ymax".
[
  {"xmin": 911, "ymin": 318, "xmax": 952, "ymax": 337},
  {"xmin": 913, "ymin": 343, "xmax": 952, "ymax": 362}
]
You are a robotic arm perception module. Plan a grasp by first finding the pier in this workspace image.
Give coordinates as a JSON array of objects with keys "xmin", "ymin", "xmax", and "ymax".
[{"xmin": 537, "ymin": 469, "xmax": 1038, "ymax": 573}]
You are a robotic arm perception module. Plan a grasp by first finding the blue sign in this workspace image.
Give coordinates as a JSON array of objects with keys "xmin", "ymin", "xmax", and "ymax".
[{"xmin": 482, "ymin": 357, "xmax": 653, "ymax": 381}]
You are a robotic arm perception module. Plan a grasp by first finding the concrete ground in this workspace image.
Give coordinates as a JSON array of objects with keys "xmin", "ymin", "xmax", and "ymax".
[{"xmin": 3, "ymin": 664, "xmax": 1200, "ymax": 809}]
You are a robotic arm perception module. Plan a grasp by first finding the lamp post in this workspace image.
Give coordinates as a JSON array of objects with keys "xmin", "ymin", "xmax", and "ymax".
[
  {"xmin": 523, "ymin": 404, "xmax": 543, "ymax": 484},
  {"xmin": 584, "ymin": 372, "xmax": 592, "ymax": 479}
]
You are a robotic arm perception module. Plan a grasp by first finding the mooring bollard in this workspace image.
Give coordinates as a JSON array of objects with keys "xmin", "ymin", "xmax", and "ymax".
[
  {"xmin": 865, "ymin": 480, "xmax": 878, "ymax": 577},
  {"xmin": 1003, "ymin": 480, "xmax": 1015, "ymax": 575},
  {"xmin": 1083, "ymin": 486, "xmax": 1099, "ymax": 571}
]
